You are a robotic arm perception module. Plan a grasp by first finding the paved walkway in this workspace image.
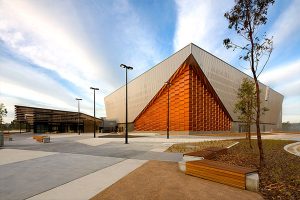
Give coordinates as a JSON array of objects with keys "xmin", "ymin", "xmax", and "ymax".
[
  {"xmin": 260, "ymin": 133, "xmax": 300, "ymax": 141},
  {"xmin": 28, "ymin": 159, "xmax": 147, "ymax": 200},
  {"xmin": 284, "ymin": 141, "xmax": 300, "ymax": 156},
  {"xmin": 1, "ymin": 133, "xmax": 184, "ymax": 200},
  {"xmin": 1, "ymin": 132, "xmax": 298, "ymax": 200}
]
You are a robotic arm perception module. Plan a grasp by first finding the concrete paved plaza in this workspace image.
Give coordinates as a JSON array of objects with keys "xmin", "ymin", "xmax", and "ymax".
[
  {"xmin": 1, "ymin": 133, "xmax": 189, "ymax": 200},
  {"xmin": 1, "ymin": 132, "xmax": 299, "ymax": 200}
]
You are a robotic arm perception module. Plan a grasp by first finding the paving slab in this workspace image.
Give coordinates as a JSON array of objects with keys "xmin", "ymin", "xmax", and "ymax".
[
  {"xmin": 0, "ymin": 153, "xmax": 124, "ymax": 200},
  {"xmin": 0, "ymin": 149, "xmax": 58, "ymax": 165},
  {"xmin": 28, "ymin": 159, "xmax": 147, "ymax": 200},
  {"xmin": 77, "ymin": 138, "xmax": 112, "ymax": 146}
]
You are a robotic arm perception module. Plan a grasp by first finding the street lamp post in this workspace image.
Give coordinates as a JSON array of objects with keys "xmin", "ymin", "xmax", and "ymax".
[
  {"xmin": 75, "ymin": 98, "xmax": 82, "ymax": 135},
  {"xmin": 165, "ymin": 81, "xmax": 172, "ymax": 139},
  {"xmin": 90, "ymin": 87, "xmax": 99, "ymax": 138},
  {"xmin": 120, "ymin": 64, "xmax": 133, "ymax": 144}
]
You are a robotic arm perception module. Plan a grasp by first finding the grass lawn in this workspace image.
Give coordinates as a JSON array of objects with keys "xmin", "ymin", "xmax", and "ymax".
[{"xmin": 167, "ymin": 139, "xmax": 300, "ymax": 199}]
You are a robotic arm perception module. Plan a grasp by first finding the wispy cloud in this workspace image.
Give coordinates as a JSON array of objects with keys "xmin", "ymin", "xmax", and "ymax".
[
  {"xmin": 0, "ymin": 0, "xmax": 167, "ymax": 122},
  {"xmin": 282, "ymin": 97, "xmax": 300, "ymax": 123},
  {"xmin": 0, "ymin": 0, "xmax": 110, "ymax": 120},
  {"xmin": 259, "ymin": 59, "xmax": 300, "ymax": 89},
  {"xmin": 269, "ymin": 0, "xmax": 300, "ymax": 47},
  {"xmin": 0, "ymin": 57, "xmax": 103, "ymax": 121},
  {"xmin": 0, "ymin": 0, "xmax": 104, "ymax": 86},
  {"xmin": 173, "ymin": 0, "xmax": 234, "ymax": 56}
]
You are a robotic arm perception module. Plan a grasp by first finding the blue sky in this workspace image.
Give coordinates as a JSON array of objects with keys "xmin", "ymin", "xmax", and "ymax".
[{"xmin": 0, "ymin": 0, "xmax": 299, "ymax": 123}]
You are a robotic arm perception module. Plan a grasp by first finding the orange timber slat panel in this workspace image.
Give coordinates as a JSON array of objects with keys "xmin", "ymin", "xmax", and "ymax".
[{"xmin": 134, "ymin": 55, "xmax": 232, "ymax": 132}]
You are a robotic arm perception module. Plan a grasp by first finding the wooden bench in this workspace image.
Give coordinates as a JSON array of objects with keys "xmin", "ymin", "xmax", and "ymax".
[
  {"xmin": 186, "ymin": 159, "xmax": 257, "ymax": 190},
  {"xmin": 33, "ymin": 135, "xmax": 49, "ymax": 143}
]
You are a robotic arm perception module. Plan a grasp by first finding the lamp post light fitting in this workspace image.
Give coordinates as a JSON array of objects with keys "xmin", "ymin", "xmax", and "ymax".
[
  {"xmin": 165, "ymin": 81, "xmax": 172, "ymax": 139},
  {"xmin": 120, "ymin": 63, "xmax": 133, "ymax": 144},
  {"xmin": 90, "ymin": 87, "xmax": 99, "ymax": 138},
  {"xmin": 75, "ymin": 98, "xmax": 82, "ymax": 135}
]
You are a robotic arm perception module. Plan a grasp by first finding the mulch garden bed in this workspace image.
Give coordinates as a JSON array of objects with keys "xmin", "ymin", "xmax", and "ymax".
[
  {"xmin": 212, "ymin": 139, "xmax": 300, "ymax": 200},
  {"xmin": 167, "ymin": 139, "xmax": 300, "ymax": 199}
]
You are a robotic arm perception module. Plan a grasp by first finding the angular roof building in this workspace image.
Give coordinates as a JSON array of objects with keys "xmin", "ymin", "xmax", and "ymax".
[{"xmin": 105, "ymin": 43, "xmax": 283, "ymax": 133}]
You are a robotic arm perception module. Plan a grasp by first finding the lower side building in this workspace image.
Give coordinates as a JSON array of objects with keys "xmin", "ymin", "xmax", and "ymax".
[{"xmin": 15, "ymin": 105, "xmax": 102, "ymax": 133}]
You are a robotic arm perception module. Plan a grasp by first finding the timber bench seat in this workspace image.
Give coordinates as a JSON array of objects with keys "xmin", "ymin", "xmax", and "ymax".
[
  {"xmin": 186, "ymin": 159, "xmax": 257, "ymax": 190},
  {"xmin": 33, "ymin": 135, "xmax": 50, "ymax": 143}
]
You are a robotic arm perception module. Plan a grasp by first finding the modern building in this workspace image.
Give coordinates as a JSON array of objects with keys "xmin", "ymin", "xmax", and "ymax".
[
  {"xmin": 105, "ymin": 43, "xmax": 283, "ymax": 134},
  {"xmin": 15, "ymin": 105, "xmax": 102, "ymax": 133}
]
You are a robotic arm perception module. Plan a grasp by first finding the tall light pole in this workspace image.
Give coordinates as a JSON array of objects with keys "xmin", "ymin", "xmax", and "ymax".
[
  {"xmin": 75, "ymin": 98, "xmax": 82, "ymax": 135},
  {"xmin": 90, "ymin": 87, "xmax": 99, "ymax": 138},
  {"xmin": 165, "ymin": 81, "xmax": 172, "ymax": 139},
  {"xmin": 120, "ymin": 64, "xmax": 133, "ymax": 144}
]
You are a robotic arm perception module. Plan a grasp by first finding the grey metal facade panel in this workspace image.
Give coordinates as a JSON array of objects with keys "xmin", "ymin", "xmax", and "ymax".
[
  {"xmin": 191, "ymin": 44, "xmax": 283, "ymax": 124},
  {"xmin": 104, "ymin": 44, "xmax": 192, "ymax": 123},
  {"xmin": 105, "ymin": 43, "xmax": 283, "ymax": 126}
]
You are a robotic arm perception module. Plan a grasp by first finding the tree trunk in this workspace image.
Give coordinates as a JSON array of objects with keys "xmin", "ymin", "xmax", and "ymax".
[
  {"xmin": 248, "ymin": 10, "xmax": 264, "ymax": 167},
  {"xmin": 254, "ymin": 79, "xmax": 264, "ymax": 166},
  {"xmin": 248, "ymin": 123, "xmax": 252, "ymax": 149}
]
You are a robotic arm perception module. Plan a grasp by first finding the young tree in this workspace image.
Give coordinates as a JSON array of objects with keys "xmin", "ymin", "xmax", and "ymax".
[
  {"xmin": 224, "ymin": 0, "xmax": 274, "ymax": 167},
  {"xmin": 234, "ymin": 78, "xmax": 256, "ymax": 148},
  {"xmin": 0, "ymin": 103, "xmax": 8, "ymax": 131}
]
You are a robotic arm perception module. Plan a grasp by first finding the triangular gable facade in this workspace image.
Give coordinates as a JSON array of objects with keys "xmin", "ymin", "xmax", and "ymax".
[{"xmin": 134, "ymin": 55, "xmax": 232, "ymax": 132}]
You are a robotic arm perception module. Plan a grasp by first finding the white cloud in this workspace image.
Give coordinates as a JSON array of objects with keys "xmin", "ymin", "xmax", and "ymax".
[
  {"xmin": 0, "ymin": 59, "xmax": 104, "ymax": 123},
  {"xmin": 282, "ymin": 96, "xmax": 300, "ymax": 123},
  {"xmin": 0, "ymin": 0, "xmax": 116, "ymax": 120},
  {"xmin": 173, "ymin": 0, "xmax": 233, "ymax": 50},
  {"xmin": 259, "ymin": 59, "xmax": 300, "ymax": 87},
  {"xmin": 0, "ymin": 0, "xmax": 164, "ymax": 122},
  {"xmin": 173, "ymin": 0, "xmax": 243, "ymax": 68},
  {"xmin": 269, "ymin": 0, "xmax": 300, "ymax": 47},
  {"xmin": 0, "ymin": 0, "xmax": 107, "ymax": 91}
]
